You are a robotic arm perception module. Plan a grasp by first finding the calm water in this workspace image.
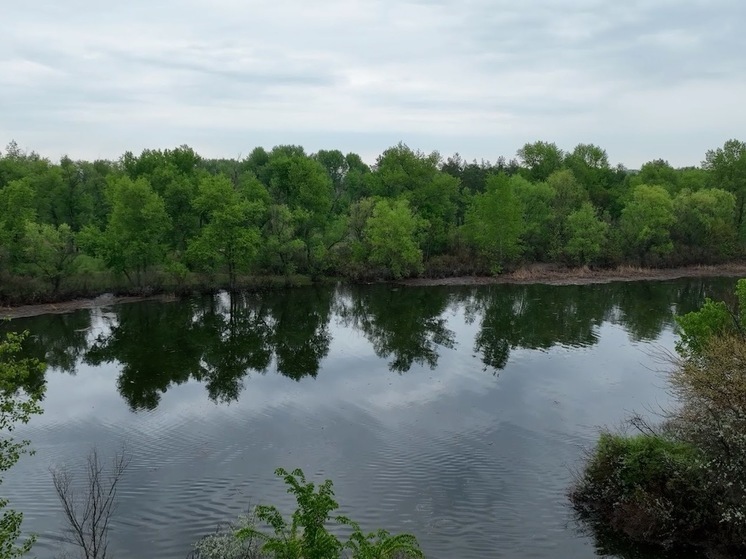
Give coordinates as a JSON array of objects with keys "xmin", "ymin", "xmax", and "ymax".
[{"xmin": 1, "ymin": 279, "xmax": 737, "ymax": 559}]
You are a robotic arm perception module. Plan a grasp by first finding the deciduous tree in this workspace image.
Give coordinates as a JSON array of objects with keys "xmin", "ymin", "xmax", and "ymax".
[
  {"xmin": 564, "ymin": 202, "xmax": 608, "ymax": 265},
  {"xmin": 365, "ymin": 198, "xmax": 424, "ymax": 279},
  {"xmin": 463, "ymin": 174, "xmax": 524, "ymax": 270}
]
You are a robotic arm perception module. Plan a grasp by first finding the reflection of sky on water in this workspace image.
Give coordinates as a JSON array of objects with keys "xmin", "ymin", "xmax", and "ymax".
[{"xmin": 2, "ymin": 280, "xmax": 724, "ymax": 559}]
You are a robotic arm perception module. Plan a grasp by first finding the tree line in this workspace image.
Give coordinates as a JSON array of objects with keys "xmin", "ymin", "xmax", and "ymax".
[{"xmin": 1, "ymin": 139, "xmax": 745, "ymax": 301}]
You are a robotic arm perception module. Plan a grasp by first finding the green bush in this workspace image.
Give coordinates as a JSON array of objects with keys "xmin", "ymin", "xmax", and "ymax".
[
  {"xmin": 226, "ymin": 468, "xmax": 424, "ymax": 559},
  {"xmin": 572, "ymin": 280, "xmax": 746, "ymax": 556},
  {"xmin": 571, "ymin": 433, "xmax": 711, "ymax": 546},
  {"xmin": 192, "ymin": 514, "xmax": 262, "ymax": 559}
]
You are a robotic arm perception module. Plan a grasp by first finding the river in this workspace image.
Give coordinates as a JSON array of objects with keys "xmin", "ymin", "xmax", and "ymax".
[{"xmin": 1, "ymin": 279, "xmax": 736, "ymax": 558}]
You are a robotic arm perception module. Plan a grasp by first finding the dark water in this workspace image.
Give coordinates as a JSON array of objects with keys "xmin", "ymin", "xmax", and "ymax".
[{"xmin": 1, "ymin": 279, "xmax": 737, "ymax": 559}]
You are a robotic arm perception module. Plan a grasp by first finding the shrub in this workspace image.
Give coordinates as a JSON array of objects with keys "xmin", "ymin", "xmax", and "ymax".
[
  {"xmin": 233, "ymin": 468, "xmax": 424, "ymax": 559},
  {"xmin": 192, "ymin": 514, "xmax": 263, "ymax": 559},
  {"xmin": 570, "ymin": 433, "xmax": 708, "ymax": 546},
  {"xmin": 338, "ymin": 518, "xmax": 423, "ymax": 559},
  {"xmin": 572, "ymin": 279, "xmax": 746, "ymax": 556}
]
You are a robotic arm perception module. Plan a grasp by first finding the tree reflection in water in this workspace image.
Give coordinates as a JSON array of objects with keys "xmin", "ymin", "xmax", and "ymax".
[{"xmin": 2, "ymin": 277, "xmax": 737, "ymax": 411}]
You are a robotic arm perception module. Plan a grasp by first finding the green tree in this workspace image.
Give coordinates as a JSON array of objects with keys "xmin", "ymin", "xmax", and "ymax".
[
  {"xmin": 463, "ymin": 173, "xmax": 524, "ymax": 270},
  {"xmin": 341, "ymin": 152, "xmax": 371, "ymax": 203},
  {"xmin": 0, "ymin": 180, "xmax": 36, "ymax": 272},
  {"xmin": 513, "ymin": 176, "xmax": 555, "ymax": 260},
  {"xmin": 368, "ymin": 143, "xmax": 439, "ymax": 199},
  {"xmin": 82, "ymin": 176, "xmax": 171, "ymax": 285},
  {"xmin": 22, "ymin": 222, "xmax": 78, "ymax": 292},
  {"xmin": 703, "ymin": 139, "xmax": 746, "ymax": 231},
  {"xmin": 516, "ymin": 141, "xmax": 564, "ymax": 182},
  {"xmin": 677, "ymin": 167, "xmax": 708, "ymax": 192},
  {"xmin": 32, "ymin": 157, "xmax": 100, "ymax": 232},
  {"xmin": 675, "ymin": 278, "xmax": 746, "ymax": 357},
  {"xmin": 187, "ymin": 175, "xmax": 262, "ymax": 290},
  {"xmin": 545, "ymin": 169, "xmax": 590, "ymax": 258},
  {"xmin": 370, "ymin": 144, "xmax": 459, "ymax": 255},
  {"xmin": 122, "ymin": 147, "xmax": 202, "ymax": 250},
  {"xmin": 313, "ymin": 149, "xmax": 350, "ymax": 213},
  {"xmin": 564, "ymin": 143, "xmax": 615, "ymax": 208},
  {"xmin": 262, "ymin": 150, "xmax": 334, "ymax": 273},
  {"xmin": 632, "ymin": 159, "xmax": 679, "ymax": 192},
  {"xmin": 364, "ymin": 198, "xmax": 424, "ymax": 279},
  {"xmin": 618, "ymin": 184, "xmax": 675, "ymax": 263},
  {"xmin": 564, "ymin": 202, "xmax": 608, "ymax": 265},
  {"xmin": 260, "ymin": 205, "xmax": 305, "ymax": 275},
  {"xmin": 0, "ymin": 331, "xmax": 46, "ymax": 558},
  {"xmin": 565, "ymin": 144, "xmax": 609, "ymax": 179},
  {"xmin": 673, "ymin": 188, "xmax": 737, "ymax": 262}
]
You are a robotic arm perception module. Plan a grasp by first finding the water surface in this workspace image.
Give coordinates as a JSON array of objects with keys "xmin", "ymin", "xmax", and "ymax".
[{"xmin": 2, "ymin": 279, "xmax": 736, "ymax": 559}]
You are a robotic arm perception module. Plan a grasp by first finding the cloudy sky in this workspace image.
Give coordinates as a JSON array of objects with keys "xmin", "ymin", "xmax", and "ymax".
[{"xmin": 2, "ymin": 0, "xmax": 745, "ymax": 167}]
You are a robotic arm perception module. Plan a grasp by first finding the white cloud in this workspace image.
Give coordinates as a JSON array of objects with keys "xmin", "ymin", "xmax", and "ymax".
[{"xmin": 1, "ymin": 0, "xmax": 744, "ymax": 166}]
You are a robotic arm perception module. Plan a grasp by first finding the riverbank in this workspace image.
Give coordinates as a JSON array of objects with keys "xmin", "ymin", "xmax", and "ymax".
[
  {"xmin": 4, "ymin": 263, "xmax": 746, "ymax": 319},
  {"xmin": 401, "ymin": 262, "xmax": 746, "ymax": 287},
  {"xmin": 0, "ymin": 274, "xmax": 318, "ymax": 319}
]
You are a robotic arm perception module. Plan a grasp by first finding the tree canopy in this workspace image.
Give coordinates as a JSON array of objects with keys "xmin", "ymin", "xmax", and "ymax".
[{"xmin": 1, "ymin": 138, "xmax": 745, "ymax": 300}]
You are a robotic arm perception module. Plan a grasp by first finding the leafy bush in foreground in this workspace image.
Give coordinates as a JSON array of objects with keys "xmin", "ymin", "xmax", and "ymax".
[
  {"xmin": 192, "ymin": 514, "xmax": 262, "ymax": 559},
  {"xmin": 0, "ymin": 330, "xmax": 46, "ymax": 559},
  {"xmin": 194, "ymin": 468, "xmax": 423, "ymax": 559}
]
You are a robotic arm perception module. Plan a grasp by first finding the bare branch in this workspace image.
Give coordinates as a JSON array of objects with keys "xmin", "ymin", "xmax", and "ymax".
[{"xmin": 50, "ymin": 445, "xmax": 130, "ymax": 559}]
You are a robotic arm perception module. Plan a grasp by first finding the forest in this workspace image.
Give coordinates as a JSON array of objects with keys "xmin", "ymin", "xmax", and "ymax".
[{"xmin": 1, "ymin": 138, "xmax": 745, "ymax": 302}]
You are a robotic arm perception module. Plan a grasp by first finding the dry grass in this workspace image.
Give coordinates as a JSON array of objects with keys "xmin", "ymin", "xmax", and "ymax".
[{"xmin": 403, "ymin": 262, "xmax": 746, "ymax": 287}]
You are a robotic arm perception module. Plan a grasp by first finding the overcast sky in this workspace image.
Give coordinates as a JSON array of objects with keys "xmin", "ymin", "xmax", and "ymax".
[{"xmin": 2, "ymin": 0, "xmax": 745, "ymax": 168}]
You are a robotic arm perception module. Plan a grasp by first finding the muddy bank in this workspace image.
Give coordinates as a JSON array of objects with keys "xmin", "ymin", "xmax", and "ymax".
[
  {"xmin": 399, "ymin": 263, "xmax": 746, "ymax": 287},
  {"xmin": 0, "ymin": 293, "xmax": 178, "ymax": 320}
]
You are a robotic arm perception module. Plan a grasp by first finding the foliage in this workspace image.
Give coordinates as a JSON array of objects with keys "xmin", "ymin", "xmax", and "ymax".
[
  {"xmin": 703, "ymin": 139, "xmax": 746, "ymax": 231},
  {"xmin": 563, "ymin": 203, "xmax": 608, "ymax": 265},
  {"xmin": 514, "ymin": 178, "xmax": 554, "ymax": 260},
  {"xmin": 516, "ymin": 141, "xmax": 564, "ymax": 182},
  {"xmin": 675, "ymin": 278, "xmax": 746, "ymax": 356},
  {"xmin": 237, "ymin": 468, "xmax": 341, "ymax": 559},
  {"xmin": 192, "ymin": 514, "xmax": 263, "ymax": 559},
  {"xmin": 364, "ymin": 199, "xmax": 424, "ymax": 279},
  {"xmin": 0, "ymin": 330, "xmax": 47, "ymax": 558},
  {"xmin": 338, "ymin": 518, "xmax": 424, "ymax": 559},
  {"xmin": 2, "ymin": 138, "xmax": 746, "ymax": 300},
  {"xmin": 618, "ymin": 184, "xmax": 675, "ymax": 262},
  {"xmin": 570, "ymin": 433, "xmax": 708, "ymax": 547},
  {"xmin": 22, "ymin": 221, "xmax": 78, "ymax": 291},
  {"xmin": 572, "ymin": 279, "xmax": 746, "ymax": 555},
  {"xmin": 235, "ymin": 468, "xmax": 423, "ymax": 559},
  {"xmin": 81, "ymin": 176, "xmax": 171, "ymax": 286},
  {"xmin": 463, "ymin": 173, "xmax": 524, "ymax": 268},
  {"xmin": 672, "ymin": 188, "xmax": 737, "ymax": 261},
  {"xmin": 187, "ymin": 175, "xmax": 262, "ymax": 289}
]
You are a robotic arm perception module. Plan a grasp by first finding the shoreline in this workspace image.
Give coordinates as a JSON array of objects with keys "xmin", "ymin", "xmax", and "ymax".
[
  {"xmin": 3, "ymin": 263, "xmax": 746, "ymax": 320},
  {"xmin": 399, "ymin": 263, "xmax": 746, "ymax": 287},
  {"xmin": 0, "ymin": 293, "xmax": 180, "ymax": 320}
]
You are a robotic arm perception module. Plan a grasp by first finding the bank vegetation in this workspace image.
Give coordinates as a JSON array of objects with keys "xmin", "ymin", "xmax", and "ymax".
[
  {"xmin": 2, "ymin": 139, "xmax": 746, "ymax": 304},
  {"xmin": 570, "ymin": 280, "xmax": 746, "ymax": 557}
]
